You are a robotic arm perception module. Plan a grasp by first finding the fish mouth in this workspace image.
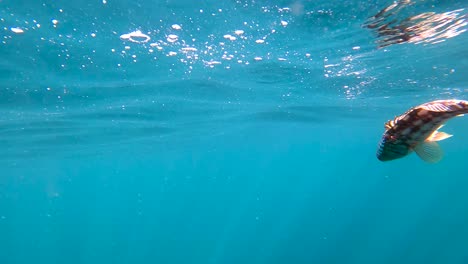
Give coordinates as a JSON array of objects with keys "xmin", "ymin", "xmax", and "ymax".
[
  {"xmin": 376, "ymin": 152, "xmax": 397, "ymax": 161},
  {"xmin": 376, "ymin": 136, "xmax": 409, "ymax": 161}
]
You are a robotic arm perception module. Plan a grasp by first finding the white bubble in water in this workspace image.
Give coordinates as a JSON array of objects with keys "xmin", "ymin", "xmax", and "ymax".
[
  {"xmin": 167, "ymin": 34, "xmax": 178, "ymax": 43},
  {"xmin": 120, "ymin": 30, "xmax": 151, "ymax": 43},
  {"xmin": 150, "ymin": 43, "xmax": 163, "ymax": 50},
  {"xmin": 52, "ymin": 19, "xmax": 59, "ymax": 25},
  {"xmin": 223, "ymin": 34, "xmax": 236, "ymax": 41},
  {"xmin": 352, "ymin": 46, "xmax": 361, "ymax": 50},
  {"xmin": 255, "ymin": 39, "xmax": 265, "ymax": 44},
  {"xmin": 102, "ymin": 0, "xmax": 107, "ymax": 4},
  {"xmin": 10, "ymin": 27, "xmax": 24, "ymax": 34},
  {"xmin": 172, "ymin": 24, "xmax": 182, "ymax": 30},
  {"xmin": 91, "ymin": 33, "xmax": 96, "ymax": 37},
  {"xmin": 281, "ymin": 20, "xmax": 288, "ymax": 26},
  {"xmin": 168, "ymin": 51, "xmax": 177, "ymax": 56},
  {"xmin": 205, "ymin": 60, "xmax": 221, "ymax": 66},
  {"xmin": 234, "ymin": 30, "xmax": 244, "ymax": 35},
  {"xmin": 254, "ymin": 57, "xmax": 263, "ymax": 61},
  {"xmin": 181, "ymin": 47, "xmax": 197, "ymax": 52}
]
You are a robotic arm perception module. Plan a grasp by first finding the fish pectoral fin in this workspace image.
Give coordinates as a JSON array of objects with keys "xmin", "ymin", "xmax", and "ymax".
[
  {"xmin": 426, "ymin": 131, "xmax": 453, "ymax": 142},
  {"xmin": 414, "ymin": 141, "xmax": 444, "ymax": 163}
]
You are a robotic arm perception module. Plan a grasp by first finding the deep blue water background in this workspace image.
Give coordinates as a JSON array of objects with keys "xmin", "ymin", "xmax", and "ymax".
[{"xmin": 1, "ymin": 0, "xmax": 468, "ymax": 263}]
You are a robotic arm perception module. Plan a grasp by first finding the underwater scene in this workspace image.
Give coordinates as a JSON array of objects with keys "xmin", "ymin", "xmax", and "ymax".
[{"xmin": 1, "ymin": 0, "xmax": 468, "ymax": 263}]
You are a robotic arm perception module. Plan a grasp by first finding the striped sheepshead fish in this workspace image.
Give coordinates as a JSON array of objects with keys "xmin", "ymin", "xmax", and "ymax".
[{"xmin": 377, "ymin": 99, "xmax": 468, "ymax": 163}]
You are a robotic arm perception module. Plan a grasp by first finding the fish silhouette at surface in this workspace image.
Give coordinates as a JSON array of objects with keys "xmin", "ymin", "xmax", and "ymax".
[{"xmin": 363, "ymin": 0, "xmax": 468, "ymax": 48}]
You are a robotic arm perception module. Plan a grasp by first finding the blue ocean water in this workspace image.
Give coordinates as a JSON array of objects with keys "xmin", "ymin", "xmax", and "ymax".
[{"xmin": 1, "ymin": 0, "xmax": 468, "ymax": 263}]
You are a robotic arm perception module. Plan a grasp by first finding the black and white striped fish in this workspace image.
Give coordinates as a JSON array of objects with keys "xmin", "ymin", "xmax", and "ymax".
[{"xmin": 377, "ymin": 99, "xmax": 468, "ymax": 163}]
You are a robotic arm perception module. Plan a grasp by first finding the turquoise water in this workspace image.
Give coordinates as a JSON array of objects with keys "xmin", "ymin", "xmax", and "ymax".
[{"xmin": 1, "ymin": 0, "xmax": 468, "ymax": 263}]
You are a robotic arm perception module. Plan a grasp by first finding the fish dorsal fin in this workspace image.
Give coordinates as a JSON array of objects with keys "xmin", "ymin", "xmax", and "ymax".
[
  {"xmin": 426, "ymin": 130, "xmax": 453, "ymax": 142},
  {"xmin": 414, "ymin": 141, "xmax": 443, "ymax": 163},
  {"xmin": 385, "ymin": 119, "xmax": 395, "ymax": 129},
  {"xmin": 422, "ymin": 102, "xmax": 452, "ymax": 112}
]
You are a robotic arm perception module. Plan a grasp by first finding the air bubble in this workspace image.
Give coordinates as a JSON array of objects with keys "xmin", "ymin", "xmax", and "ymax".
[
  {"xmin": 120, "ymin": 30, "xmax": 151, "ymax": 43},
  {"xmin": 10, "ymin": 27, "xmax": 24, "ymax": 33},
  {"xmin": 172, "ymin": 24, "xmax": 182, "ymax": 30},
  {"xmin": 223, "ymin": 34, "xmax": 236, "ymax": 41},
  {"xmin": 167, "ymin": 34, "xmax": 178, "ymax": 43}
]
